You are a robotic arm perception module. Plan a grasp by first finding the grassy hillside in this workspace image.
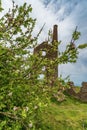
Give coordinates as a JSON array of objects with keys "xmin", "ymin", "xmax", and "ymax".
[{"xmin": 42, "ymin": 95, "xmax": 87, "ymax": 130}]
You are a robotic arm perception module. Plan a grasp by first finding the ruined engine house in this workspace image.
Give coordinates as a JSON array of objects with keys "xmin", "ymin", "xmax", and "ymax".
[{"xmin": 34, "ymin": 25, "xmax": 58, "ymax": 84}]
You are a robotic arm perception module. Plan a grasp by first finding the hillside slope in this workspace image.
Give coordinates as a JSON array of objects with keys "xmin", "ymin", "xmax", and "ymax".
[{"xmin": 42, "ymin": 95, "xmax": 87, "ymax": 130}]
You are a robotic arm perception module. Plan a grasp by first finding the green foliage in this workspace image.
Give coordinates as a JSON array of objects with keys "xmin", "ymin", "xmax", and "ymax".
[
  {"xmin": 0, "ymin": 0, "xmax": 3, "ymax": 12},
  {"xmin": 0, "ymin": 1, "xmax": 86, "ymax": 130},
  {"xmin": 43, "ymin": 96, "xmax": 87, "ymax": 130},
  {"xmin": 0, "ymin": 2, "xmax": 50, "ymax": 129},
  {"xmin": 78, "ymin": 43, "xmax": 87, "ymax": 49},
  {"xmin": 72, "ymin": 26, "xmax": 81, "ymax": 41}
]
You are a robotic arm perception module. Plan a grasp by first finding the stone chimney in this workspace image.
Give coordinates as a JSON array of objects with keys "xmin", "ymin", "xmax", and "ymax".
[{"xmin": 52, "ymin": 25, "xmax": 58, "ymax": 42}]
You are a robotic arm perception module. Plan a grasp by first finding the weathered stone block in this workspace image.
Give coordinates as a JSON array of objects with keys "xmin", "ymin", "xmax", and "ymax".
[
  {"xmin": 80, "ymin": 93, "xmax": 87, "ymax": 102},
  {"xmin": 80, "ymin": 82, "xmax": 87, "ymax": 93}
]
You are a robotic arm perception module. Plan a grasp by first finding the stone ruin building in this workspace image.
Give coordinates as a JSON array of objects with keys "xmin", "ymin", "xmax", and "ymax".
[
  {"xmin": 34, "ymin": 24, "xmax": 87, "ymax": 102},
  {"xmin": 67, "ymin": 81, "xmax": 87, "ymax": 102},
  {"xmin": 34, "ymin": 25, "xmax": 58, "ymax": 85}
]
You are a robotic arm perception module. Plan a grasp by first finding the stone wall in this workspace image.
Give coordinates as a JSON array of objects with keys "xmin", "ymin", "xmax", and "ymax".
[
  {"xmin": 79, "ymin": 82, "xmax": 87, "ymax": 102},
  {"xmin": 67, "ymin": 82, "xmax": 87, "ymax": 102}
]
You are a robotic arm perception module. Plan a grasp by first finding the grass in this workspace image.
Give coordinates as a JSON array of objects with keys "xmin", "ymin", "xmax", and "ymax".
[{"xmin": 42, "ymin": 94, "xmax": 87, "ymax": 130}]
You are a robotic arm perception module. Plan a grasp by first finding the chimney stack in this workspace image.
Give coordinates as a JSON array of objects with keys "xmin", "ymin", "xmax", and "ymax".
[{"xmin": 52, "ymin": 25, "xmax": 58, "ymax": 42}]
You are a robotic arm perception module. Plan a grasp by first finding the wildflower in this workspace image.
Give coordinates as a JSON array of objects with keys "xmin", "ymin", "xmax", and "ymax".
[
  {"xmin": 24, "ymin": 106, "xmax": 29, "ymax": 112},
  {"xmin": 8, "ymin": 92, "xmax": 12, "ymax": 96},
  {"xmin": 34, "ymin": 105, "xmax": 38, "ymax": 110},
  {"xmin": 29, "ymin": 122, "xmax": 33, "ymax": 128},
  {"xmin": 13, "ymin": 106, "xmax": 19, "ymax": 111}
]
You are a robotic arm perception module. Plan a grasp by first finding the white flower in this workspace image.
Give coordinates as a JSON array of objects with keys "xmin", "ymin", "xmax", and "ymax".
[
  {"xmin": 25, "ymin": 106, "xmax": 29, "ymax": 112},
  {"xmin": 13, "ymin": 106, "xmax": 19, "ymax": 111},
  {"xmin": 8, "ymin": 92, "xmax": 12, "ymax": 96},
  {"xmin": 29, "ymin": 122, "xmax": 33, "ymax": 128},
  {"xmin": 34, "ymin": 105, "xmax": 38, "ymax": 109}
]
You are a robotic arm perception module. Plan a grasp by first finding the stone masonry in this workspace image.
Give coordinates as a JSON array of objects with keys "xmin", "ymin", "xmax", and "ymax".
[
  {"xmin": 67, "ymin": 82, "xmax": 87, "ymax": 102},
  {"xmin": 79, "ymin": 82, "xmax": 87, "ymax": 102}
]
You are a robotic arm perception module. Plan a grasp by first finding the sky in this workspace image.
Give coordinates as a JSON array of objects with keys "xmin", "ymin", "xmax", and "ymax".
[{"xmin": 1, "ymin": 0, "xmax": 87, "ymax": 86}]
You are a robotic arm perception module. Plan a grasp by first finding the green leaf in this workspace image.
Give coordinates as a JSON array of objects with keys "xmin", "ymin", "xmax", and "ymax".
[
  {"xmin": 0, "ymin": 0, "xmax": 3, "ymax": 12},
  {"xmin": 21, "ymin": 110, "xmax": 27, "ymax": 118},
  {"xmin": 78, "ymin": 43, "xmax": 87, "ymax": 49}
]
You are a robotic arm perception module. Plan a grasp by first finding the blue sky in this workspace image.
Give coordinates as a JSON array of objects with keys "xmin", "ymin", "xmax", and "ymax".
[{"xmin": 1, "ymin": 0, "xmax": 87, "ymax": 86}]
